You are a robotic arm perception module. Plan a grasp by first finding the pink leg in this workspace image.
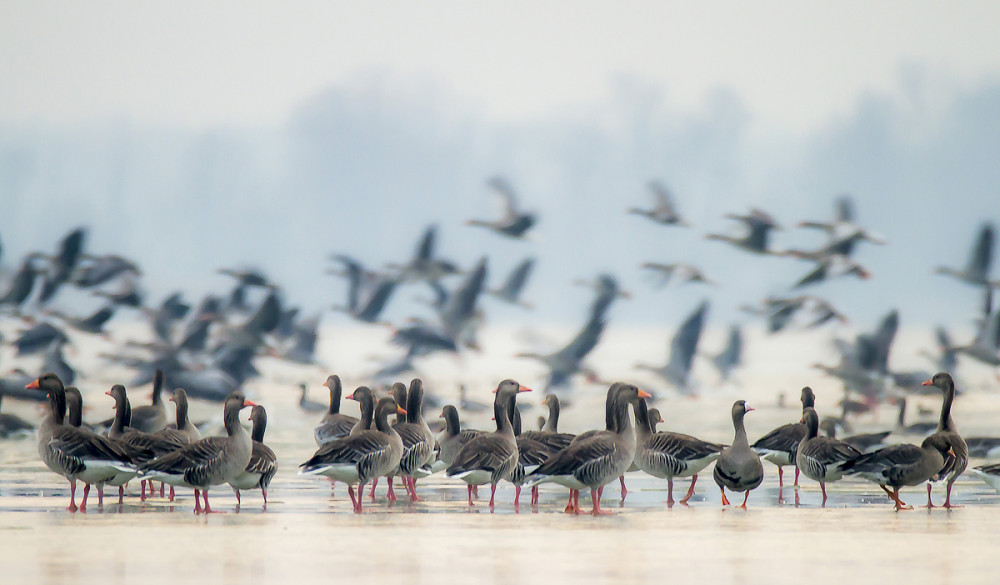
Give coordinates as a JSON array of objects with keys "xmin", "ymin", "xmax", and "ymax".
[
  {"xmin": 202, "ymin": 490, "xmax": 217, "ymax": 513},
  {"xmin": 160, "ymin": 482, "xmax": 165, "ymax": 498},
  {"xmin": 472, "ymin": 485, "xmax": 479, "ymax": 498},
  {"xmin": 720, "ymin": 487, "xmax": 730, "ymax": 506},
  {"xmin": 169, "ymin": 486, "xmax": 175, "ymax": 502},
  {"xmin": 777, "ymin": 467, "xmax": 784, "ymax": 487},
  {"xmin": 467, "ymin": 484, "xmax": 475, "ymax": 506},
  {"xmin": 409, "ymin": 477, "xmax": 421, "ymax": 502},
  {"xmin": 118, "ymin": 486, "xmax": 125, "ymax": 505},
  {"xmin": 235, "ymin": 489, "xmax": 241, "ymax": 505},
  {"xmin": 944, "ymin": 483, "xmax": 963, "ymax": 508},
  {"xmin": 591, "ymin": 487, "xmax": 613, "ymax": 515},
  {"xmin": 531, "ymin": 486, "xmax": 539, "ymax": 506},
  {"xmin": 565, "ymin": 490, "xmax": 575, "ymax": 514},
  {"xmin": 680, "ymin": 475, "xmax": 698, "ymax": 505},
  {"xmin": 193, "ymin": 489, "xmax": 202, "ymax": 514},
  {"xmin": 821, "ymin": 483, "xmax": 828, "ymax": 507},
  {"xmin": 369, "ymin": 478, "xmax": 378, "ymax": 501},
  {"xmin": 67, "ymin": 480, "xmax": 78, "ymax": 512},
  {"xmin": 574, "ymin": 490, "xmax": 580, "ymax": 514},
  {"xmin": 140, "ymin": 480, "xmax": 147, "ymax": 502},
  {"xmin": 355, "ymin": 483, "xmax": 365, "ymax": 513},
  {"xmin": 666, "ymin": 477, "xmax": 675, "ymax": 506},
  {"xmin": 347, "ymin": 485, "xmax": 358, "ymax": 510},
  {"xmin": 97, "ymin": 485, "xmax": 104, "ymax": 509},
  {"xmin": 489, "ymin": 483, "xmax": 497, "ymax": 508},
  {"xmin": 387, "ymin": 477, "xmax": 397, "ymax": 502},
  {"xmin": 80, "ymin": 484, "xmax": 90, "ymax": 512},
  {"xmin": 514, "ymin": 486, "xmax": 521, "ymax": 508},
  {"xmin": 793, "ymin": 467, "xmax": 800, "ymax": 488},
  {"xmin": 598, "ymin": 486, "xmax": 604, "ymax": 500},
  {"xmin": 619, "ymin": 475, "xmax": 627, "ymax": 500},
  {"xmin": 262, "ymin": 489, "xmax": 268, "ymax": 508},
  {"xmin": 926, "ymin": 483, "xmax": 935, "ymax": 508}
]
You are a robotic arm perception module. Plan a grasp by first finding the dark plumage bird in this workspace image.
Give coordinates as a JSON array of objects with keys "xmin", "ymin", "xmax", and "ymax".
[
  {"xmin": 0, "ymin": 391, "xmax": 34, "ymax": 438},
  {"xmin": 487, "ymin": 257, "xmax": 535, "ymax": 309},
  {"xmin": 314, "ymin": 375, "xmax": 358, "ymax": 445},
  {"xmin": 129, "ymin": 370, "xmax": 168, "ymax": 433},
  {"xmin": 73, "ymin": 254, "xmax": 141, "ymax": 288},
  {"xmin": 922, "ymin": 373, "xmax": 968, "ymax": 509},
  {"xmin": 38, "ymin": 227, "xmax": 87, "ymax": 304},
  {"xmin": 935, "ymin": 222, "xmax": 997, "ymax": 287},
  {"xmin": 387, "ymin": 224, "xmax": 460, "ymax": 284},
  {"xmin": 795, "ymin": 407, "xmax": 862, "ymax": 506},
  {"xmin": 48, "ymin": 305, "xmax": 116, "ymax": 335},
  {"xmin": 0, "ymin": 257, "xmax": 39, "ymax": 311},
  {"xmin": 714, "ymin": 400, "xmax": 764, "ymax": 508},
  {"xmin": 331, "ymin": 255, "xmax": 398, "ymax": 325},
  {"xmin": 228, "ymin": 405, "xmax": 277, "ymax": 508},
  {"xmin": 634, "ymin": 300, "xmax": 708, "ymax": 392},
  {"xmin": 516, "ymin": 312, "xmax": 606, "ymax": 390},
  {"xmin": 752, "ymin": 387, "xmax": 815, "ymax": 489},
  {"xmin": 298, "ymin": 383, "xmax": 326, "ymax": 413},
  {"xmin": 628, "ymin": 180, "xmax": 690, "ymax": 226},
  {"xmin": 711, "ymin": 324, "xmax": 742, "ymax": 381},
  {"xmin": 14, "ymin": 322, "xmax": 69, "ymax": 355},
  {"xmin": 706, "ymin": 208, "xmax": 781, "ymax": 255},
  {"xmin": 641, "ymin": 262, "xmax": 715, "ymax": 287},
  {"xmin": 842, "ymin": 433, "xmax": 953, "ymax": 511},
  {"xmin": 465, "ymin": 176, "xmax": 538, "ymax": 239}
]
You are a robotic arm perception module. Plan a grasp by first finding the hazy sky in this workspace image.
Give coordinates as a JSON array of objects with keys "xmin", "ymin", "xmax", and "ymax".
[
  {"xmin": 3, "ymin": 2, "xmax": 1000, "ymax": 132},
  {"xmin": 2, "ymin": 2, "xmax": 1000, "ymax": 336}
]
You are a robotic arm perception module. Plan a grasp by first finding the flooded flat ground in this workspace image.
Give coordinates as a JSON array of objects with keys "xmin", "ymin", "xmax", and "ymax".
[{"xmin": 2, "ymin": 325, "xmax": 1000, "ymax": 584}]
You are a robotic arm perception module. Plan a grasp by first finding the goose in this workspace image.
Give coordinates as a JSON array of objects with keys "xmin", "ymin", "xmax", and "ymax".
[
  {"xmin": 510, "ymin": 407, "xmax": 554, "ymax": 507},
  {"xmin": 922, "ymin": 373, "xmax": 968, "ymax": 509},
  {"xmin": 634, "ymin": 300, "xmax": 708, "ymax": 393},
  {"xmin": 795, "ymin": 407, "xmax": 862, "ymax": 506},
  {"xmin": 106, "ymin": 385, "xmax": 185, "ymax": 501},
  {"xmin": 229, "ymin": 405, "xmax": 277, "ymax": 508},
  {"xmin": 138, "ymin": 391, "xmax": 256, "ymax": 513},
  {"xmin": 392, "ymin": 379, "xmax": 436, "ymax": 501},
  {"xmin": 633, "ymin": 398, "xmax": 726, "ymax": 506},
  {"xmin": 314, "ymin": 375, "xmax": 358, "ymax": 446},
  {"xmin": 437, "ymin": 405, "xmax": 484, "ymax": 468},
  {"xmin": 714, "ymin": 400, "xmax": 764, "ymax": 508},
  {"xmin": 934, "ymin": 222, "xmax": 998, "ymax": 287},
  {"xmin": 487, "ymin": 257, "xmax": 535, "ymax": 309},
  {"xmin": 752, "ymin": 387, "xmax": 815, "ymax": 488},
  {"xmin": 28, "ymin": 373, "xmax": 137, "ymax": 512},
  {"xmin": 525, "ymin": 383, "xmax": 649, "ymax": 515},
  {"xmin": 446, "ymin": 380, "xmax": 532, "ymax": 508},
  {"xmin": 841, "ymin": 433, "xmax": 953, "ymax": 510},
  {"xmin": 969, "ymin": 463, "xmax": 1000, "ymax": 492},
  {"xmin": 518, "ymin": 394, "xmax": 575, "ymax": 452},
  {"xmin": 705, "ymin": 208, "xmax": 782, "ymax": 255},
  {"xmin": 465, "ymin": 176, "xmax": 537, "ymax": 239},
  {"xmin": 628, "ymin": 180, "xmax": 689, "ymax": 226},
  {"xmin": 298, "ymin": 383, "xmax": 326, "ymax": 413},
  {"xmin": 128, "ymin": 369, "xmax": 168, "ymax": 433},
  {"xmin": 299, "ymin": 397, "xmax": 405, "ymax": 513},
  {"xmin": 159, "ymin": 388, "xmax": 202, "ymax": 445}
]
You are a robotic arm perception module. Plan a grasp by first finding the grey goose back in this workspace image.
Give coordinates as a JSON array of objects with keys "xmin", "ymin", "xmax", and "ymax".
[
  {"xmin": 314, "ymin": 375, "xmax": 359, "ymax": 445},
  {"xmin": 129, "ymin": 369, "xmax": 168, "ymax": 433},
  {"xmin": 841, "ymin": 432, "xmax": 953, "ymax": 511},
  {"xmin": 752, "ymin": 386, "xmax": 815, "ymax": 488},
  {"xmin": 392, "ymin": 379, "xmax": 436, "ymax": 502},
  {"xmin": 229, "ymin": 405, "xmax": 277, "ymax": 508},
  {"xmin": 922, "ymin": 372, "xmax": 968, "ymax": 509},
  {"xmin": 714, "ymin": 400, "xmax": 764, "ymax": 508},
  {"xmin": 795, "ymin": 407, "xmax": 861, "ymax": 506}
]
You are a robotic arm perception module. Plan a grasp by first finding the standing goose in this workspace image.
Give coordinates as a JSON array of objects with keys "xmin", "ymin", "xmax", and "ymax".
[
  {"xmin": 437, "ymin": 405, "xmax": 484, "ymax": 467},
  {"xmin": 298, "ymin": 383, "xmax": 326, "ymax": 413},
  {"xmin": 714, "ymin": 400, "xmax": 764, "ymax": 508},
  {"xmin": 922, "ymin": 372, "xmax": 968, "ymax": 508},
  {"xmin": 64, "ymin": 387, "xmax": 86, "ymax": 429},
  {"xmin": 158, "ymin": 388, "xmax": 202, "ymax": 445},
  {"xmin": 446, "ymin": 380, "xmax": 532, "ymax": 509},
  {"xmin": 752, "ymin": 387, "xmax": 815, "ymax": 488},
  {"xmin": 106, "ymin": 385, "xmax": 185, "ymax": 501},
  {"xmin": 129, "ymin": 369, "xmax": 168, "ymax": 433},
  {"xmin": 324, "ymin": 386, "xmax": 375, "ymax": 498},
  {"xmin": 566, "ymin": 384, "xmax": 634, "ymax": 500},
  {"xmin": 841, "ymin": 433, "xmax": 953, "ymax": 510},
  {"xmin": 138, "ymin": 391, "xmax": 256, "ymax": 513},
  {"xmin": 314, "ymin": 375, "xmax": 358, "ymax": 446},
  {"xmin": 510, "ymin": 407, "xmax": 554, "ymax": 507},
  {"xmin": 299, "ymin": 397, "xmax": 406, "ymax": 513},
  {"xmin": 0, "ymin": 390, "xmax": 34, "ymax": 438},
  {"xmin": 393, "ymin": 379, "xmax": 436, "ymax": 502},
  {"xmin": 519, "ymin": 394, "xmax": 575, "ymax": 452},
  {"xmin": 648, "ymin": 408, "xmax": 663, "ymax": 432},
  {"xmin": 795, "ymin": 407, "xmax": 862, "ymax": 506},
  {"xmin": 229, "ymin": 405, "xmax": 277, "ymax": 508},
  {"xmin": 525, "ymin": 383, "xmax": 649, "ymax": 515},
  {"xmin": 633, "ymin": 398, "xmax": 726, "ymax": 506},
  {"xmin": 28, "ymin": 373, "xmax": 137, "ymax": 512}
]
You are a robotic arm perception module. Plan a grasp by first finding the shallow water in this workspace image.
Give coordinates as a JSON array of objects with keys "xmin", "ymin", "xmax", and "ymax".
[{"xmin": 2, "ymin": 325, "xmax": 1000, "ymax": 584}]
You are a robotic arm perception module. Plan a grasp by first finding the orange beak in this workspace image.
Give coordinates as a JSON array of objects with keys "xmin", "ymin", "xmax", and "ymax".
[
  {"xmin": 921, "ymin": 380, "xmax": 933, "ymax": 386},
  {"xmin": 638, "ymin": 390, "xmax": 652, "ymax": 399},
  {"xmin": 346, "ymin": 392, "xmax": 355, "ymax": 400},
  {"xmin": 518, "ymin": 386, "xmax": 533, "ymax": 393},
  {"xmin": 397, "ymin": 406, "xmax": 407, "ymax": 416},
  {"xmin": 244, "ymin": 399, "xmax": 257, "ymax": 407},
  {"xmin": 25, "ymin": 379, "xmax": 40, "ymax": 390},
  {"xmin": 439, "ymin": 410, "xmax": 445, "ymax": 418}
]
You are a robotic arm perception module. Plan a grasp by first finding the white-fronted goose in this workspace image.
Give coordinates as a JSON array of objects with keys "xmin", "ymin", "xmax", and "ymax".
[
  {"xmin": 842, "ymin": 433, "xmax": 953, "ymax": 510},
  {"xmin": 795, "ymin": 407, "xmax": 861, "ymax": 506},
  {"xmin": 392, "ymin": 379, "xmax": 436, "ymax": 501},
  {"xmin": 139, "ymin": 391, "xmax": 256, "ymax": 513},
  {"xmin": 28, "ymin": 374, "xmax": 137, "ymax": 512},
  {"xmin": 299, "ymin": 397, "xmax": 406, "ymax": 513},
  {"xmin": 633, "ymin": 398, "xmax": 725, "ymax": 506},
  {"xmin": 229, "ymin": 405, "xmax": 277, "ymax": 508},
  {"xmin": 752, "ymin": 387, "xmax": 815, "ymax": 488},
  {"xmin": 129, "ymin": 369, "xmax": 168, "ymax": 433},
  {"xmin": 714, "ymin": 400, "xmax": 764, "ymax": 508},
  {"xmin": 446, "ymin": 380, "xmax": 532, "ymax": 509},
  {"xmin": 314, "ymin": 375, "xmax": 358, "ymax": 446},
  {"xmin": 923, "ymin": 372, "xmax": 968, "ymax": 508},
  {"xmin": 525, "ymin": 383, "xmax": 649, "ymax": 515}
]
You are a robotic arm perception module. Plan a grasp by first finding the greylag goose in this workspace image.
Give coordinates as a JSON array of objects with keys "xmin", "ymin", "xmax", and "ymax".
[
  {"xmin": 446, "ymin": 380, "xmax": 532, "ymax": 508},
  {"xmin": 392, "ymin": 378, "xmax": 436, "ymax": 501},
  {"xmin": 752, "ymin": 386, "xmax": 815, "ymax": 488},
  {"xmin": 0, "ymin": 390, "xmax": 34, "ymax": 438},
  {"xmin": 139, "ymin": 391, "xmax": 256, "ymax": 513},
  {"xmin": 229, "ymin": 405, "xmax": 277, "ymax": 508},
  {"xmin": 465, "ymin": 176, "xmax": 537, "ymax": 239},
  {"xmin": 106, "ymin": 385, "xmax": 185, "ymax": 501},
  {"xmin": 841, "ymin": 433, "xmax": 953, "ymax": 510},
  {"xmin": 314, "ymin": 375, "xmax": 358, "ymax": 445},
  {"xmin": 28, "ymin": 374, "xmax": 137, "ymax": 512},
  {"xmin": 525, "ymin": 383, "xmax": 649, "ymax": 515},
  {"xmin": 923, "ymin": 372, "xmax": 968, "ymax": 508},
  {"xmin": 567, "ymin": 384, "xmax": 634, "ymax": 500},
  {"xmin": 299, "ymin": 397, "xmax": 405, "ymax": 513},
  {"xmin": 628, "ymin": 180, "xmax": 690, "ymax": 227},
  {"xmin": 158, "ymin": 388, "xmax": 202, "ymax": 445},
  {"xmin": 633, "ymin": 398, "xmax": 725, "ymax": 506},
  {"xmin": 511, "ymin": 407, "xmax": 554, "ymax": 507},
  {"xmin": 437, "ymin": 405, "xmax": 484, "ymax": 467},
  {"xmin": 795, "ymin": 407, "xmax": 861, "ymax": 506},
  {"xmin": 518, "ymin": 394, "xmax": 575, "ymax": 452},
  {"xmin": 714, "ymin": 400, "xmax": 764, "ymax": 508},
  {"xmin": 129, "ymin": 369, "xmax": 168, "ymax": 433},
  {"xmin": 64, "ymin": 387, "xmax": 86, "ymax": 429},
  {"xmin": 648, "ymin": 408, "xmax": 663, "ymax": 432},
  {"xmin": 298, "ymin": 383, "xmax": 326, "ymax": 413},
  {"xmin": 705, "ymin": 208, "xmax": 782, "ymax": 255}
]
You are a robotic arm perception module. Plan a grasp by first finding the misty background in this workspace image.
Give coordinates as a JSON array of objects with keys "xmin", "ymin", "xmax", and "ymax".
[{"xmin": 2, "ymin": 3, "xmax": 999, "ymax": 333}]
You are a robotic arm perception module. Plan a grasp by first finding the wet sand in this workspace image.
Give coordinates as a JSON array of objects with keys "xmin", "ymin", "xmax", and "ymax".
[{"xmin": 2, "ymin": 324, "xmax": 999, "ymax": 584}]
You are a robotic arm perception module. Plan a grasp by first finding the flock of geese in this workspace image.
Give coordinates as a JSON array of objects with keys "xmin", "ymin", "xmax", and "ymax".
[{"xmin": 15, "ymin": 368, "xmax": 1000, "ymax": 515}]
